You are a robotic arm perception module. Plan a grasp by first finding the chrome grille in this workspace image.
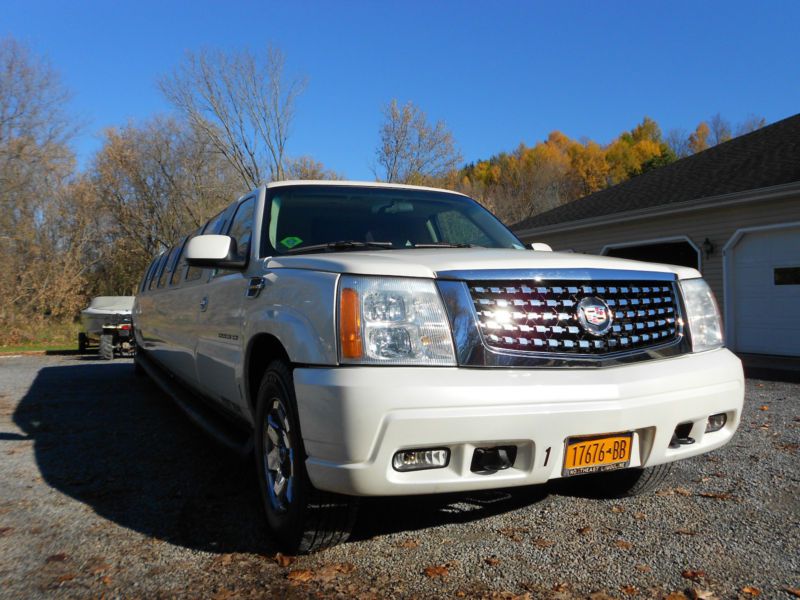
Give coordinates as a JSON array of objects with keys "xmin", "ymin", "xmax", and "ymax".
[{"xmin": 468, "ymin": 280, "xmax": 680, "ymax": 355}]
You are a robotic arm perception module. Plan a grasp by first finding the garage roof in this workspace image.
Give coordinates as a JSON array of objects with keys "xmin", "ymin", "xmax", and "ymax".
[{"xmin": 513, "ymin": 113, "xmax": 800, "ymax": 231}]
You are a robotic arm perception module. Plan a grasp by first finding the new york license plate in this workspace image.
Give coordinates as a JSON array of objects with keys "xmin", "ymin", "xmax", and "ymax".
[{"xmin": 562, "ymin": 433, "xmax": 633, "ymax": 476}]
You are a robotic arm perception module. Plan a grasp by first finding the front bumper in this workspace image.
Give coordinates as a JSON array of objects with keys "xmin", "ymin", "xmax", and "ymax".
[{"xmin": 293, "ymin": 349, "xmax": 743, "ymax": 496}]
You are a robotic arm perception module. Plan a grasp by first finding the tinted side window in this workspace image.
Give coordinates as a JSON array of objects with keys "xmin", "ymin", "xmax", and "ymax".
[
  {"xmin": 228, "ymin": 197, "xmax": 255, "ymax": 261},
  {"xmin": 141, "ymin": 258, "xmax": 158, "ymax": 292},
  {"xmin": 157, "ymin": 247, "xmax": 179, "ymax": 288},
  {"xmin": 216, "ymin": 197, "xmax": 255, "ymax": 277},
  {"xmin": 149, "ymin": 253, "xmax": 169, "ymax": 290},
  {"xmin": 168, "ymin": 237, "xmax": 189, "ymax": 286}
]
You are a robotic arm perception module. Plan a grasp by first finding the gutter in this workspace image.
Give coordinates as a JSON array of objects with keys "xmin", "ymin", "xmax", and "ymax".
[{"xmin": 513, "ymin": 180, "xmax": 800, "ymax": 238}]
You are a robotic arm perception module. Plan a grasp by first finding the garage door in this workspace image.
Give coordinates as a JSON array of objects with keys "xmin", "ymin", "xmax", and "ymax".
[{"xmin": 731, "ymin": 224, "xmax": 800, "ymax": 356}]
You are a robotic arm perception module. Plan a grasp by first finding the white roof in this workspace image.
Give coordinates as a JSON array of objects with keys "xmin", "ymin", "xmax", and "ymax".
[{"xmin": 263, "ymin": 180, "xmax": 469, "ymax": 198}]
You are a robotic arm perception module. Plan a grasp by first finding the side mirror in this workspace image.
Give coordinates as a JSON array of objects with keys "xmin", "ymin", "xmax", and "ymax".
[
  {"xmin": 185, "ymin": 235, "xmax": 247, "ymax": 269},
  {"xmin": 529, "ymin": 242, "xmax": 553, "ymax": 252}
]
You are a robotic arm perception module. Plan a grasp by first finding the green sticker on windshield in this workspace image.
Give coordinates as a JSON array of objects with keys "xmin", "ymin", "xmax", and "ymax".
[{"xmin": 280, "ymin": 236, "xmax": 303, "ymax": 249}]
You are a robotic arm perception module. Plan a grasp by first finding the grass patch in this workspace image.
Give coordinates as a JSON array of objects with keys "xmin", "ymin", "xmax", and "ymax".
[{"xmin": 0, "ymin": 320, "xmax": 81, "ymax": 353}]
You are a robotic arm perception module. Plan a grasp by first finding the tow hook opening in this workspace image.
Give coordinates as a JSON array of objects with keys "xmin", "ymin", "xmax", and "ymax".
[
  {"xmin": 669, "ymin": 422, "xmax": 696, "ymax": 449},
  {"xmin": 470, "ymin": 445, "xmax": 517, "ymax": 474}
]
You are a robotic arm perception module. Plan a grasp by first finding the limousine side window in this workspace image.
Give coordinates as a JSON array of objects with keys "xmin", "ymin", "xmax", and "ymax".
[
  {"xmin": 149, "ymin": 252, "xmax": 169, "ymax": 291},
  {"xmin": 168, "ymin": 237, "xmax": 189, "ymax": 286},
  {"xmin": 140, "ymin": 257, "xmax": 159, "ymax": 292},
  {"xmin": 158, "ymin": 246, "xmax": 181, "ymax": 288},
  {"xmin": 215, "ymin": 197, "xmax": 255, "ymax": 278}
]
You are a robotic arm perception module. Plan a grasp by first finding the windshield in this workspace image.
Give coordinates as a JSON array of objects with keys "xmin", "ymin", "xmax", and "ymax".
[{"xmin": 261, "ymin": 185, "xmax": 525, "ymax": 255}]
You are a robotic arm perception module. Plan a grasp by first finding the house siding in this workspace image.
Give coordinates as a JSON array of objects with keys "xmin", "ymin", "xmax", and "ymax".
[{"xmin": 517, "ymin": 194, "xmax": 800, "ymax": 316}]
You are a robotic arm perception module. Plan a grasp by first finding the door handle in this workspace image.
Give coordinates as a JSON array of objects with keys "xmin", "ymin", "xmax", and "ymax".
[{"xmin": 199, "ymin": 296, "xmax": 209, "ymax": 312}]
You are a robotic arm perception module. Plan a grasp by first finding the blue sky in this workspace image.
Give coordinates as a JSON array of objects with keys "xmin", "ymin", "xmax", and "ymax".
[{"xmin": 3, "ymin": 1, "xmax": 799, "ymax": 179}]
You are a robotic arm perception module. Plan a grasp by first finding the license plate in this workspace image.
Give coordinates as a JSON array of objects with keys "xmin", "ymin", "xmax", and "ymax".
[{"xmin": 562, "ymin": 433, "xmax": 633, "ymax": 476}]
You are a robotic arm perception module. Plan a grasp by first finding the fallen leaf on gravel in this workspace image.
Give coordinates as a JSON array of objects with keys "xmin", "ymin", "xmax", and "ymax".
[
  {"xmin": 675, "ymin": 487, "xmax": 693, "ymax": 496},
  {"xmin": 611, "ymin": 504, "xmax": 625, "ymax": 513},
  {"xmin": 498, "ymin": 527, "xmax": 528, "ymax": 542},
  {"xmin": 691, "ymin": 590, "xmax": 718, "ymax": 600},
  {"xmin": 681, "ymin": 569, "xmax": 707, "ymax": 581},
  {"xmin": 741, "ymin": 586, "xmax": 761, "ymax": 596},
  {"xmin": 777, "ymin": 443, "xmax": 799, "ymax": 452},
  {"xmin": 783, "ymin": 588, "xmax": 800, "ymax": 598},
  {"xmin": 675, "ymin": 528, "xmax": 697, "ymax": 535},
  {"xmin": 211, "ymin": 590, "xmax": 235, "ymax": 600},
  {"xmin": 620, "ymin": 584, "xmax": 637, "ymax": 595},
  {"xmin": 313, "ymin": 563, "xmax": 355, "ymax": 583},
  {"xmin": 55, "ymin": 573, "xmax": 76, "ymax": 583},
  {"xmin": 759, "ymin": 405, "xmax": 769, "ymax": 411},
  {"xmin": 273, "ymin": 552, "xmax": 295, "ymax": 567},
  {"xmin": 46, "ymin": 553, "xmax": 68, "ymax": 563},
  {"xmin": 698, "ymin": 491, "xmax": 734, "ymax": 500},
  {"xmin": 101, "ymin": 575, "xmax": 112, "ymax": 586},
  {"xmin": 218, "ymin": 554, "xmax": 233, "ymax": 566},
  {"xmin": 484, "ymin": 555, "xmax": 500, "ymax": 566},
  {"xmin": 533, "ymin": 538, "xmax": 555, "ymax": 548},
  {"xmin": 552, "ymin": 582, "xmax": 570, "ymax": 592},
  {"xmin": 423, "ymin": 564, "xmax": 449, "ymax": 579},
  {"xmin": 635, "ymin": 564, "xmax": 652, "ymax": 573},
  {"xmin": 633, "ymin": 512, "xmax": 647, "ymax": 520},
  {"xmin": 615, "ymin": 540, "xmax": 632, "ymax": 550},
  {"xmin": 665, "ymin": 593, "xmax": 688, "ymax": 600},
  {"xmin": 588, "ymin": 593, "xmax": 615, "ymax": 600},
  {"xmin": 88, "ymin": 562, "xmax": 111, "ymax": 575},
  {"xmin": 577, "ymin": 526, "xmax": 592, "ymax": 535},
  {"xmin": 397, "ymin": 538, "xmax": 420, "ymax": 549},
  {"xmin": 286, "ymin": 569, "xmax": 314, "ymax": 583},
  {"xmin": 0, "ymin": 527, "xmax": 12, "ymax": 536}
]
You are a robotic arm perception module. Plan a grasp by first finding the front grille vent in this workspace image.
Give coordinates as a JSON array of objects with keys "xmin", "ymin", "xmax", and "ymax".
[{"xmin": 468, "ymin": 280, "xmax": 680, "ymax": 355}]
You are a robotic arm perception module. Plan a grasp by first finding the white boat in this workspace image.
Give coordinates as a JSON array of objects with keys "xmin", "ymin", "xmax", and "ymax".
[{"xmin": 80, "ymin": 296, "xmax": 135, "ymax": 337}]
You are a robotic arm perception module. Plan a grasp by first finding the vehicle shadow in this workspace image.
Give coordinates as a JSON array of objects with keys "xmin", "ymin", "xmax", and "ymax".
[{"xmin": 14, "ymin": 360, "xmax": 556, "ymax": 553}]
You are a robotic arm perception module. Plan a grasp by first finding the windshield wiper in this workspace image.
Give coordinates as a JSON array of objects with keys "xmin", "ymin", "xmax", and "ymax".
[
  {"xmin": 284, "ymin": 240, "xmax": 394, "ymax": 255},
  {"xmin": 409, "ymin": 242, "xmax": 482, "ymax": 248}
]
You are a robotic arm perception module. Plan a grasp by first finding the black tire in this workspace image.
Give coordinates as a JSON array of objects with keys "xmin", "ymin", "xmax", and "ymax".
[
  {"xmin": 579, "ymin": 463, "xmax": 675, "ymax": 498},
  {"xmin": 254, "ymin": 360, "xmax": 358, "ymax": 553},
  {"xmin": 99, "ymin": 334, "xmax": 114, "ymax": 361},
  {"xmin": 133, "ymin": 353, "xmax": 145, "ymax": 375},
  {"xmin": 78, "ymin": 332, "xmax": 87, "ymax": 354}
]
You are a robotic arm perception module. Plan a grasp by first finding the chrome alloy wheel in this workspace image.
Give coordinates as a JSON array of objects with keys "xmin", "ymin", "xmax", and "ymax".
[{"xmin": 263, "ymin": 397, "xmax": 294, "ymax": 512}]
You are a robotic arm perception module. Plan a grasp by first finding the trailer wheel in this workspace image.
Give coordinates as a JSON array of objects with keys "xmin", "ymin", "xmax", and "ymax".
[
  {"xmin": 99, "ymin": 334, "xmax": 114, "ymax": 361},
  {"xmin": 78, "ymin": 332, "xmax": 88, "ymax": 354}
]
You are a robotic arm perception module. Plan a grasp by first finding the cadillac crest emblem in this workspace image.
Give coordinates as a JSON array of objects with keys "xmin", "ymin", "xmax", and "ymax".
[{"xmin": 577, "ymin": 296, "xmax": 613, "ymax": 336}]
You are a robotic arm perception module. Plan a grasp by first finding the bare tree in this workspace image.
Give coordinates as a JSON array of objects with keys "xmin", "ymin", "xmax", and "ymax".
[
  {"xmin": 91, "ymin": 116, "xmax": 241, "ymax": 292},
  {"xmin": 375, "ymin": 99, "xmax": 462, "ymax": 184},
  {"xmin": 665, "ymin": 128, "xmax": 691, "ymax": 158},
  {"xmin": 0, "ymin": 36, "xmax": 78, "ymax": 330},
  {"xmin": 708, "ymin": 113, "xmax": 732, "ymax": 146},
  {"xmin": 284, "ymin": 155, "xmax": 343, "ymax": 180},
  {"xmin": 736, "ymin": 114, "xmax": 767, "ymax": 136},
  {"xmin": 159, "ymin": 46, "xmax": 306, "ymax": 188}
]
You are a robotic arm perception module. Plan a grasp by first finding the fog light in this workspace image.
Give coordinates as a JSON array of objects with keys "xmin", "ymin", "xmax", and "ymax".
[
  {"xmin": 392, "ymin": 448, "xmax": 449, "ymax": 472},
  {"xmin": 706, "ymin": 413, "xmax": 727, "ymax": 433}
]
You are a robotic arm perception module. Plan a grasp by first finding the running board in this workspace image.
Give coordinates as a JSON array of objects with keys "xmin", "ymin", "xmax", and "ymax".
[{"xmin": 135, "ymin": 351, "xmax": 253, "ymax": 458}]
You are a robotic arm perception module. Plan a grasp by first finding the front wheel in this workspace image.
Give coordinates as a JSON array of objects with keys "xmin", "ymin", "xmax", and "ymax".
[
  {"xmin": 579, "ymin": 463, "xmax": 675, "ymax": 498},
  {"xmin": 254, "ymin": 361, "xmax": 358, "ymax": 553}
]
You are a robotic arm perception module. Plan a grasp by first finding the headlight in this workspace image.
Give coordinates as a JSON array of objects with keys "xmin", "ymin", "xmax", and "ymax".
[
  {"xmin": 338, "ymin": 276, "xmax": 456, "ymax": 365},
  {"xmin": 679, "ymin": 278, "xmax": 723, "ymax": 352}
]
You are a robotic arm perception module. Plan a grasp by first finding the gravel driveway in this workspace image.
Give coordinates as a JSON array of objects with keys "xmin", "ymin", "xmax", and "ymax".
[{"xmin": 0, "ymin": 354, "xmax": 797, "ymax": 599}]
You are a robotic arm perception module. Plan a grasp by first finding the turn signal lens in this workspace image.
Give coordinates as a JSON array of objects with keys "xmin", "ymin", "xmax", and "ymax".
[{"xmin": 339, "ymin": 287, "xmax": 362, "ymax": 359}]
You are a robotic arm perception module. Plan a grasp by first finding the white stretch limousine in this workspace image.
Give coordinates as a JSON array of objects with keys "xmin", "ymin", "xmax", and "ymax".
[{"xmin": 134, "ymin": 181, "xmax": 744, "ymax": 553}]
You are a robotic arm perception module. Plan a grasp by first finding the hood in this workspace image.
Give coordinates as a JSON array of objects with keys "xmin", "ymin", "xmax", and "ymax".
[{"xmin": 265, "ymin": 248, "xmax": 701, "ymax": 280}]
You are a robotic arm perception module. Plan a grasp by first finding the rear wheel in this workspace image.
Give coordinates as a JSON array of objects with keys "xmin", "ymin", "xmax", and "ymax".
[
  {"xmin": 99, "ymin": 334, "xmax": 114, "ymax": 361},
  {"xmin": 254, "ymin": 361, "xmax": 357, "ymax": 553},
  {"xmin": 78, "ymin": 332, "xmax": 87, "ymax": 354}
]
